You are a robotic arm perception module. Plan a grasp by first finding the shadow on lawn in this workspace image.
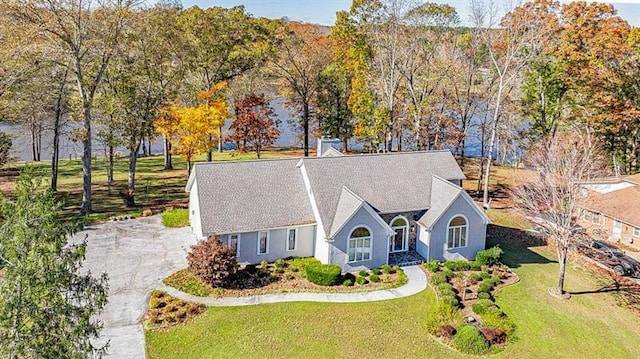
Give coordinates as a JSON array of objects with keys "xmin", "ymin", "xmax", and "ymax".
[{"xmin": 486, "ymin": 224, "xmax": 554, "ymax": 268}]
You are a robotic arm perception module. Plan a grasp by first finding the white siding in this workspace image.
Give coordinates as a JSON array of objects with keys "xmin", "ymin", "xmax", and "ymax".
[{"xmin": 188, "ymin": 180, "xmax": 204, "ymax": 239}]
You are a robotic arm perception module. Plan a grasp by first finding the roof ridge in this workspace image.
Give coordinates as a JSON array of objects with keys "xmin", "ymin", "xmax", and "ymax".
[
  {"xmin": 192, "ymin": 157, "xmax": 302, "ymax": 167},
  {"xmin": 302, "ymin": 150, "xmax": 453, "ymax": 161},
  {"xmin": 432, "ymin": 174, "xmax": 464, "ymax": 191}
]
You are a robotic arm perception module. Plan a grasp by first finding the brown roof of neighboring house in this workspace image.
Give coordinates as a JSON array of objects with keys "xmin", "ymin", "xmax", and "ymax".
[{"xmin": 583, "ymin": 177, "xmax": 640, "ymax": 227}]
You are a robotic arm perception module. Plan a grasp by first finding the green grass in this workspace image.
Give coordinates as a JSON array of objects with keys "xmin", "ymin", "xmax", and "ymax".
[
  {"xmin": 4, "ymin": 148, "xmax": 304, "ymax": 221},
  {"xmin": 163, "ymin": 269, "xmax": 214, "ymax": 297},
  {"xmin": 146, "ymin": 215, "xmax": 640, "ymax": 359},
  {"xmin": 162, "ymin": 208, "xmax": 189, "ymax": 228}
]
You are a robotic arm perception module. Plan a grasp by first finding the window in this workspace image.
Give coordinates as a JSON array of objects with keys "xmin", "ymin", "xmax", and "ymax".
[
  {"xmin": 287, "ymin": 228, "xmax": 297, "ymax": 251},
  {"xmin": 348, "ymin": 226, "xmax": 372, "ymax": 262},
  {"xmin": 634, "ymin": 227, "xmax": 640, "ymax": 238},
  {"xmin": 258, "ymin": 231, "xmax": 269, "ymax": 255},
  {"xmin": 390, "ymin": 216, "xmax": 408, "ymax": 252},
  {"xmin": 227, "ymin": 234, "xmax": 240, "ymax": 256},
  {"xmin": 447, "ymin": 216, "xmax": 467, "ymax": 249}
]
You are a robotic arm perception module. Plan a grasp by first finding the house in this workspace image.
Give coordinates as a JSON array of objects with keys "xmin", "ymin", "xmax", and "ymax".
[
  {"xmin": 185, "ymin": 139, "xmax": 490, "ymax": 271},
  {"xmin": 579, "ymin": 174, "xmax": 640, "ymax": 250}
]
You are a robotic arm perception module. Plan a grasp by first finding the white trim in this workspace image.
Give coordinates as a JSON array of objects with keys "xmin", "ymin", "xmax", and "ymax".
[
  {"xmin": 347, "ymin": 225, "xmax": 373, "ymax": 263},
  {"xmin": 446, "ymin": 214, "xmax": 469, "ymax": 250},
  {"xmin": 634, "ymin": 227, "xmax": 640, "ymax": 238},
  {"xmin": 257, "ymin": 231, "xmax": 270, "ymax": 255},
  {"xmin": 425, "ymin": 176, "xmax": 491, "ymax": 230},
  {"xmin": 330, "ymin": 187, "xmax": 395, "ymax": 238},
  {"xmin": 227, "ymin": 233, "xmax": 241, "ymax": 257},
  {"xmin": 389, "ymin": 215, "xmax": 409, "ymax": 253},
  {"xmin": 286, "ymin": 227, "xmax": 298, "ymax": 251}
]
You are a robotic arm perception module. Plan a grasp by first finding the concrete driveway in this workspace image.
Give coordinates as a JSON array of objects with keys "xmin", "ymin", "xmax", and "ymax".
[{"xmin": 76, "ymin": 215, "xmax": 198, "ymax": 358}]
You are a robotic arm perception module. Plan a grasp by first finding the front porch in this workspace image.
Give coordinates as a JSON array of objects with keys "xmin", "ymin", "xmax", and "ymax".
[{"xmin": 388, "ymin": 250, "xmax": 426, "ymax": 267}]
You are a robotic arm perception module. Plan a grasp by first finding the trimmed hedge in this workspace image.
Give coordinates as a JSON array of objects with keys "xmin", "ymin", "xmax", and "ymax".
[
  {"xmin": 304, "ymin": 263, "xmax": 342, "ymax": 286},
  {"xmin": 453, "ymin": 325, "xmax": 490, "ymax": 355},
  {"xmin": 444, "ymin": 260, "xmax": 471, "ymax": 272},
  {"xmin": 475, "ymin": 246, "xmax": 504, "ymax": 266}
]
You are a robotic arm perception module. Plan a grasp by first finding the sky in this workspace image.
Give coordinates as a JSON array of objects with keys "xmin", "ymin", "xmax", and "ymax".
[{"xmin": 181, "ymin": 0, "xmax": 640, "ymax": 27}]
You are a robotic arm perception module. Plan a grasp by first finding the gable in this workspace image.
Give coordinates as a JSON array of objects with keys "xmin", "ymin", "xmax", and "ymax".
[
  {"xmin": 333, "ymin": 204, "xmax": 394, "ymax": 241},
  {"xmin": 302, "ymin": 151, "xmax": 466, "ymax": 236}
]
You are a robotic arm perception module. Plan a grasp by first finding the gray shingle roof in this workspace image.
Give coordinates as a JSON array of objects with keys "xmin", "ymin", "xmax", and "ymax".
[
  {"xmin": 189, "ymin": 158, "xmax": 315, "ymax": 235},
  {"xmin": 329, "ymin": 187, "xmax": 366, "ymax": 237},
  {"xmin": 301, "ymin": 151, "xmax": 465, "ymax": 235},
  {"xmin": 418, "ymin": 176, "xmax": 463, "ymax": 229}
]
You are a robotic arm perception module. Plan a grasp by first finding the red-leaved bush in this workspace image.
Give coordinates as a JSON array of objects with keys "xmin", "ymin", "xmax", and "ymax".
[{"xmin": 187, "ymin": 236, "xmax": 237, "ymax": 287}]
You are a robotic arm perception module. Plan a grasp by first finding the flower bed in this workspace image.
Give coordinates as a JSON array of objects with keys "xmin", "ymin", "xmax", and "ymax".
[
  {"xmin": 163, "ymin": 257, "xmax": 407, "ymax": 297},
  {"xmin": 145, "ymin": 290, "xmax": 206, "ymax": 330},
  {"xmin": 424, "ymin": 247, "xmax": 519, "ymax": 355}
]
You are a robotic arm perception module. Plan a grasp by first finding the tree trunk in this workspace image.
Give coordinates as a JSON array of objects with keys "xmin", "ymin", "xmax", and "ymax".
[
  {"xmin": 218, "ymin": 126, "xmax": 223, "ymax": 152},
  {"xmin": 126, "ymin": 143, "xmax": 140, "ymax": 208},
  {"xmin": 163, "ymin": 136, "xmax": 172, "ymax": 170},
  {"xmin": 556, "ymin": 245, "xmax": 567, "ymax": 294},
  {"xmin": 207, "ymin": 135, "xmax": 213, "ymax": 161},
  {"xmin": 107, "ymin": 144, "xmax": 114, "ymax": 195},
  {"xmin": 80, "ymin": 102, "xmax": 93, "ymax": 214},
  {"xmin": 483, "ymin": 83, "xmax": 504, "ymax": 208},
  {"xmin": 51, "ymin": 69, "xmax": 67, "ymax": 192},
  {"xmin": 303, "ymin": 102, "xmax": 310, "ymax": 157},
  {"xmin": 186, "ymin": 158, "xmax": 192, "ymax": 177}
]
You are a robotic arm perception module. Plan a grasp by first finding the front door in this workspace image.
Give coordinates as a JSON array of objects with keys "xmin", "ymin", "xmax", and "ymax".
[
  {"xmin": 612, "ymin": 220, "xmax": 622, "ymax": 239},
  {"xmin": 390, "ymin": 226, "xmax": 407, "ymax": 252}
]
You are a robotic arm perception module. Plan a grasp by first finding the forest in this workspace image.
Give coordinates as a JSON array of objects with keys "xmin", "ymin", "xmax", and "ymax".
[{"xmin": 0, "ymin": 0, "xmax": 638, "ymax": 214}]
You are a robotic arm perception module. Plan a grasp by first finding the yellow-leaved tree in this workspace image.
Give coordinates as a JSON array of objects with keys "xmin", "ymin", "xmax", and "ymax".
[{"xmin": 156, "ymin": 82, "xmax": 230, "ymax": 175}]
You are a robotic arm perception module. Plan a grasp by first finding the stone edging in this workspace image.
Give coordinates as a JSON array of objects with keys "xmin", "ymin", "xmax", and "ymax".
[{"xmin": 156, "ymin": 265, "xmax": 427, "ymax": 307}]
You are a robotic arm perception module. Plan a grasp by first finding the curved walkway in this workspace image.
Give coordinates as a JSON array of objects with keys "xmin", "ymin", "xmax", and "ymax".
[{"xmin": 157, "ymin": 265, "xmax": 427, "ymax": 306}]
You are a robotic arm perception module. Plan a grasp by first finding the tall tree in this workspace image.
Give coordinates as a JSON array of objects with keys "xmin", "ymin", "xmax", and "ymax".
[
  {"xmin": 316, "ymin": 63, "xmax": 354, "ymax": 151},
  {"xmin": 513, "ymin": 130, "xmax": 607, "ymax": 297},
  {"xmin": 270, "ymin": 22, "xmax": 332, "ymax": 157},
  {"xmin": 0, "ymin": 169, "xmax": 109, "ymax": 358},
  {"xmin": 227, "ymin": 93, "xmax": 280, "ymax": 159},
  {"xmin": 178, "ymin": 6, "xmax": 277, "ymax": 160},
  {"xmin": 4, "ymin": 0, "xmax": 137, "ymax": 214}
]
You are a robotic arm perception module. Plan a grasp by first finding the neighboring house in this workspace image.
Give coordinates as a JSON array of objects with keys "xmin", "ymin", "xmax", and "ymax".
[
  {"xmin": 579, "ymin": 174, "xmax": 640, "ymax": 250},
  {"xmin": 186, "ymin": 138, "xmax": 490, "ymax": 271}
]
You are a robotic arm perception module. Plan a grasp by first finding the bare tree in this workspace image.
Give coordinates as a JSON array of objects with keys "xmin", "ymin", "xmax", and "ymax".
[{"xmin": 513, "ymin": 130, "xmax": 608, "ymax": 298}]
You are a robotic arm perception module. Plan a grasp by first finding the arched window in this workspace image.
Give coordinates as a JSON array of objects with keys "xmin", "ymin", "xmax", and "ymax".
[
  {"xmin": 348, "ymin": 226, "xmax": 372, "ymax": 262},
  {"xmin": 447, "ymin": 216, "xmax": 467, "ymax": 249},
  {"xmin": 390, "ymin": 216, "xmax": 408, "ymax": 253}
]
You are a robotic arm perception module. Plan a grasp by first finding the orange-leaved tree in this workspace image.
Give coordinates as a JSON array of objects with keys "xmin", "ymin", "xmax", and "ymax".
[{"xmin": 156, "ymin": 82, "xmax": 230, "ymax": 175}]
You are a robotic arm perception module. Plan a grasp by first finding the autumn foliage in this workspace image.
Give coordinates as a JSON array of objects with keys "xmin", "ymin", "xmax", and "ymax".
[
  {"xmin": 156, "ymin": 82, "xmax": 230, "ymax": 173},
  {"xmin": 227, "ymin": 94, "xmax": 280, "ymax": 159},
  {"xmin": 187, "ymin": 236, "xmax": 238, "ymax": 288}
]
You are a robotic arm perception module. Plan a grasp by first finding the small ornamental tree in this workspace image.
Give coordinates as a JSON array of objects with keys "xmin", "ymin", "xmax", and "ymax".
[
  {"xmin": 187, "ymin": 236, "xmax": 238, "ymax": 288},
  {"xmin": 227, "ymin": 94, "xmax": 280, "ymax": 159}
]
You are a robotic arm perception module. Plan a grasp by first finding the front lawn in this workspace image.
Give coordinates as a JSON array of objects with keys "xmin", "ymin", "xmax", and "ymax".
[{"xmin": 146, "ymin": 229, "xmax": 640, "ymax": 358}]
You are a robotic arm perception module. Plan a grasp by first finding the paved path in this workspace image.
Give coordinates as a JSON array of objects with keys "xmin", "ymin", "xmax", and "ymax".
[
  {"xmin": 78, "ymin": 216, "xmax": 198, "ymax": 359},
  {"xmin": 157, "ymin": 265, "xmax": 427, "ymax": 306}
]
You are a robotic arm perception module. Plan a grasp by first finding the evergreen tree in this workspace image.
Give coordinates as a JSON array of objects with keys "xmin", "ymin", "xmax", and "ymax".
[{"xmin": 0, "ymin": 169, "xmax": 109, "ymax": 358}]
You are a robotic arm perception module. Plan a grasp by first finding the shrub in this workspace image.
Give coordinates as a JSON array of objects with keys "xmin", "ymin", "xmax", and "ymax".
[
  {"xmin": 304, "ymin": 263, "xmax": 342, "ymax": 286},
  {"xmin": 142, "ymin": 208, "xmax": 153, "ymax": 217},
  {"xmin": 439, "ymin": 287, "xmax": 456, "ymax": 298},
  {"xmin": 437, "ymin": 282, "xmax": 454, "ymax": 293},
  {"xmin": 477, "ymin": 292, "xmax": 491, "ymax": 300},
  {"xmin": 440, "ymin": 295, "xmax": 459, "ymax": 308},
  {"xmin": 356, "ymin": 276, "xmax": 368, "ymax": 285},
  {"xmin": 480, "ymin": 327, "xmax": 506, "ymax": 345},
  {"xmin": 288, "ymin": 257, "xmax": 320, "ymax": 274},
  {"xmin": 358, "ymin": 269, "xmax": 368, "ymax": 277},
  {"xmin": 381, "ymin": 264, "xmax": 392, "ymax": 274},
  {"xmin": 470, "ymin": 273, "xmax": 483, "ymax": 282},
  {"xmin": 480, "ymin": 309, "xmax": 515, "ymax": 337},
  {"xmin": 291, "ymin": 267, "xmax": 299, "ymax": 273},
  {"xmin": 478, "ymin": 281, "xmax": 493, "ymax": 294},
  {"xmin": 480, "ymin": 271, "xmax": 491, "ymax": 280},
  {"xmin": 475, "ymin": 246, "xmax": 504, "ymax": 266},
  {"xmin": 274, "ymin": 267, "xmax": 285, "ymax": 274},
  {"xmin": 430, "ymin": 272, "xmax": 448, "ymax": 286},
  {"xmin": 187, "ymin": 236, "xmax": 237, "ymax": 287},
  {"xmin": 343, "ymin": 279, "xmax": 353, "ymax": 287},
  {"xmin": 391, "ymin": 265, "xmax": 400, "ymax": 274},
  {"xmin": 453, "ymin": 325, "xmax": 490, "ymax": 355},
  {"xmin": 425, "ymin": 303, "xmax": 462, "ymax": 335},
  {"xmin": 285, "ymin": 273, "xmax": 295, "ymax": 280},
  {"xmin": 372, "ymin": 268, "xmax": 381, "ymax": 276},
  {"xmin": 469, "ymin": 261, "xmax": 482, "ymax": 271},
  {"xmin": 471, "ymin": 299, "xmax": 495, "ymax": 315},
  {"xmin": 439, "ymin": 325, "xmax": 457, "ymax": 339},
  {"xmin": 444, "ymin": 260, "xmax": 471, "ymax": 272},
  {"xmin": 260, "ymin": 260, "xmax": 268, "ymax": 269},
  {"xmin": 149, "ymin": 297, "xmax": 165, "ymax": 309},
  {"xmin": 442, "ymin": 268, "xmax": 453, "ymax": 279},
  {"xmin": 425, "ymin": 260, "xmax": 440, "ymax": 272},
  {"xmin": 370, "ymin": 274, "xmax": 380, "ymax": 283},
  {"xmin": 161, "ymin": 208, "xmax": 189, "ymax": 228},
  {"xmin": 274, "ymin": 259, "xmax": 286, "ymax": 268}
]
